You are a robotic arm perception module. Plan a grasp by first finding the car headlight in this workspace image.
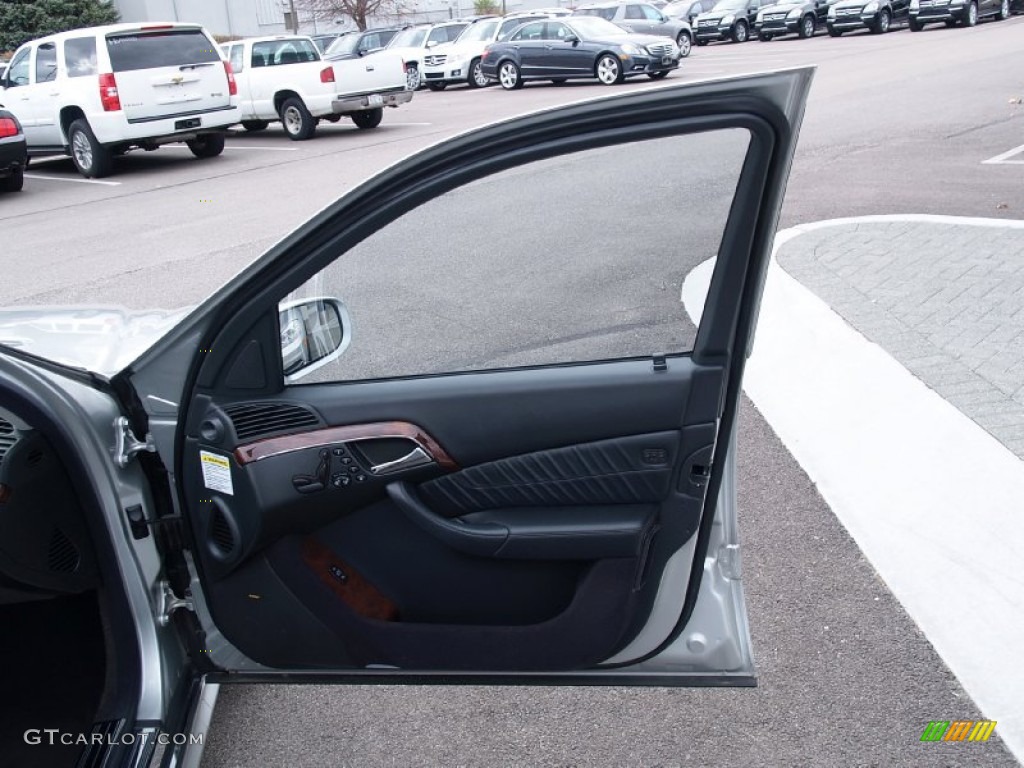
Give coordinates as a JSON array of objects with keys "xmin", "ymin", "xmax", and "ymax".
[
  {"xmin": 863, "ymin": 1, "xmax": 879, "ymax": 11},
  {"xmin": 620, "ymin": 43, "xmax": 644, "ymax": 55},
  {"xmin": 721, "ymin": 13, "xmax": 736, "ymax": 22},
  {"xmin": 828, "ymin": 5, "xmax": 837, "ymax": 15}
]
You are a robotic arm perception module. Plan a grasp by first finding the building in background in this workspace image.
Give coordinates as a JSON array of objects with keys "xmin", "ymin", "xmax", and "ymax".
[{"xmin": 111, "ymin": 0, "xmax": 567, "ymax": 38}]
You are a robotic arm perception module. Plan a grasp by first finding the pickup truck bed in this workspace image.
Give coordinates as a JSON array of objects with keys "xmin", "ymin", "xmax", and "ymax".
[{"xmin": 221, "ymin": 36, "xmax": 412, "ymax": 140}]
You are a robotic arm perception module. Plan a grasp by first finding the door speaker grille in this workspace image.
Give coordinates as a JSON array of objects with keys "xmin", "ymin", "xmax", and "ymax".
[
  {"xmin": 210, "ymin": 507, "xmax": 236, "ymax": 556},
  {"xmin": 48, "ymin": 527, "xmax": 80, "ymax": 573}
]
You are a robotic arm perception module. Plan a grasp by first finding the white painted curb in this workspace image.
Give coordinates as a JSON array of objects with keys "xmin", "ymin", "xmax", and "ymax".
[{"xmin": 683, "ymin": 214, "xmax": 1024, "ymax": 763}]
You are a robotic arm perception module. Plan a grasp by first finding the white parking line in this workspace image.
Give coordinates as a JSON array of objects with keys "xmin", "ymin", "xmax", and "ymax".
[
  {"xmin": 23, "ymin": 173, "xmax": 121, "ymax": 186},
  {"xmin": 982, "ymin": 143, "xmax": 1024, "ymax": 164}
]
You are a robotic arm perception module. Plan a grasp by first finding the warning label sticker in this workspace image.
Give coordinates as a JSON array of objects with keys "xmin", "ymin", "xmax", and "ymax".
[{"xmin": 200, "ymin": 451, "xmax": 234, "ymax": 496}]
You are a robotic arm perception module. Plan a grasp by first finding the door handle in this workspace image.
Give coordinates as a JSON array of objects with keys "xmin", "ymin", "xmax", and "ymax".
[{"xmin": 369, "ymin": 446, "xmax": 433, "ymax": 475}]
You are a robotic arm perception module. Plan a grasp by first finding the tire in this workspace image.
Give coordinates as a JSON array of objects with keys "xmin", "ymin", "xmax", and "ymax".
[
  {"xmin": 648, "ymin": 70, "xmax": 670, "ymax": 79},
  {"xmin": 997, "ymin": 0, "xmax": 1010, "ymax": 19},
  {"xmin": 595, "ymin": 53, "xmax": 624, "ymax": 85},
  {"xmin": 676, "ymin": 30, "xmax": 692, "ymax": 57},
  {"xmin": 187, "ymin": 133, "xmax": 225, "ymax": 159},
  {"xmin": 68, "ymin": 118, "xmax": 113, "ymax": 178},
  {"xmin": 351, "ymin": 108, "xmax": 383, "ymax": 130},
  {"xmin": 0, "ymin": 167, "xmax": 24, "ymax": 193},
  {"xmin": 828, "ymin": 26, "xmax": 843, "ymax": 35},
  {"xmin": 871, "ymin": 7, "xmax": 891, "ymax": 32},
  {"xmin": 964, "ymin": 1, "xmax": 978, "ymax": 24},
  {"xmin": 799, "ymin": 14, "xmax": 816, "ymax": 37},
  {"xmin": 406, "ymin": 64, "xmax": 421, "ymax": 90},
  {"xmin": 909, "ymin": 18, "xmax": 925, "ymax": 29},
  {"xmin": 468, "ymin": 58, "xmax": 489, "ymax": 88},
  {"xmin": 279, "ymin": 96, "xmax": 316, "ymax": 141},
  {"xmin": 242, "ymin": 120, "xmax": 269, "ymax": 132},
  {"xmin": 758, "ymin": 32, "xmax": 773, "ymax": 40},
  {"xmin": 427, "ymin": 82, "xmax": 447, "ymax": 91},
  {"xmin": 731, "ymin": 19, "xmax": 749, "ymax": 42},
  {"xmin": 498, "ymin": 60, "xmax": 523, "ymax": 90}
]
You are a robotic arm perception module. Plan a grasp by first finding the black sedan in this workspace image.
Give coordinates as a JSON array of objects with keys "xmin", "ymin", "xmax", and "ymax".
[
  {"xmin": 755, "ymin": 0, "xmax": 838, "ymax": 37},
  {"xmin": 480, "ymin": 17, "xmax": 681, "ymax": 88},
  {"xmin": 0, "ymin": 108, "xmax": 27, "ymax": 193}
]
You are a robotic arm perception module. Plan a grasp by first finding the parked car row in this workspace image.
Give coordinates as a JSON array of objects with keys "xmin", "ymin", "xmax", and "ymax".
[
  {"xmin": 0, "ymin": 0, "xmax": 1018, "ymax": 186},
  {"xmin": 0, "ymin": 21, "xmax": 413, "ymax": 180}
]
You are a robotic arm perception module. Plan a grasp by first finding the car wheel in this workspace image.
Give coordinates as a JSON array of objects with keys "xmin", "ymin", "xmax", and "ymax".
[
  {"xmin": 68, "ymin": 118, "xmax": 113, "ymax": 179},
  {"xmin": 406, "ymin": 64, "xmax": 421, "ymax": 90},
  {"xmin": 0, "ymin": 167, "xmax": 24, "ymax": 193},
  {"xmin": 351, "ymin": 108, "xmax": 383, "ymax": 130},
  {"xmin": 828, "ymin": 25, "xmax": 843, "ymax": 35},
  {"xmin": 242, "ymin": 120, "xmax": 269, "ymax": 132},
  {"xmin": 595, "ymin": 54, "xmax": 624, "ymax": 85},
  {"xmin": 872, "ymin": 7, "xmax": 891, "ymax": 32},
  {"xmin": 758, "ymin": 31, "xmax": 773, "ymax": 40},
  {"xmin": 909, "ymin": 18, "xmax": 925, "ymax": 29},
  {"xmin": 187, "ymin": 133, "xmax": 226, "ymax": 159},
  {"xmin": 799, "ymin": 14, "xmax": 816, "ymax": 37},
  {"xmin": 468, "ymin": 58, "xmax": 489, "ymax": 88},
  {"xmin": 427, "ymin": 82, "xmax": 447, "ymax": 91},
  {"xmin": 498, "ymin": 60, "xmax": 523, "ymax": 90},
  {"xmin": 997, "ymin": 0, "xmax": 1010, "ymax": 18},
  {"xmin": 676, "ymin": 30, "xmax": 692, "ymax": 57},
  {"xmin": 279, "ymin": 96, "xmax": 317, "ymax": 141},
  {"xmin": 648, "ymin": 70, "xmax": 670, "ymax": 79},
  {"xmin": 964, "ymin": 0, "xmax": 978, "ymax": 24},
  {"xmin": 731, "ymin": 19, "xmax": 749, "ymax": 42}
]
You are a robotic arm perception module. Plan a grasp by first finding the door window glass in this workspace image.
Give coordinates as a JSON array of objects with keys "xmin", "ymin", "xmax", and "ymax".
[
  {"xmin": 5, "ymin": 49, "xmax": 31, "ymax": 87},
  {"xmin": 64, "ymin": 37, "xmax": 98, "ymax": 78},
  {"xmin": 35, "ymin": 43, "xmax": 58, "ymax": 83},
  {"xmin": 625, "ymin": 4, "xmax": 647, "ymax": 18},
  {"xmin": 280, "ymin": 129, "xmax": 751, "ymax": 385},
  {"xmin": 512, "ymin": 21, "xmax": 546, "ymax": 40}
]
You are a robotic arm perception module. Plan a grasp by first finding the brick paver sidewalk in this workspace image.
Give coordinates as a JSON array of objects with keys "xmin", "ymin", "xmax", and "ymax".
[{"xmin": 776, "ymin": 219, "xmax": 1024, "ymax": 458}]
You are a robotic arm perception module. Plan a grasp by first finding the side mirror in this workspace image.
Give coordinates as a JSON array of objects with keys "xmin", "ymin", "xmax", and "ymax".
[
  {"xmin": 426, "ymin": 40, "xmax": 438, "ymax": 48},
  {"xmin": 660, "ymin": 14, "xmax": 670, "ymax": 21},
  {"xmin": 565, "ymin": 34, "xmax": 580, "ymax": 43},
  {"xmin": 279, "ymin": 297, "xmax": 351, "ymax": 382}
]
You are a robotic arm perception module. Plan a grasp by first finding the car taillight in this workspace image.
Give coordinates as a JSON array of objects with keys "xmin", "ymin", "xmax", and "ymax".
[
  {"xmin": 98, "ymin": 73, "xmax": 121, "ymax": 111},
  {"xmin": 320, "ymin": 65, "xmax": 335, "ymax": 84},
  {"xmin": 223, "ymin": 60, "xmax": 238, "ymax": 95},
  {"xmin": 0, "ymin": 117, "xmax": 20, "ymax": 138}
]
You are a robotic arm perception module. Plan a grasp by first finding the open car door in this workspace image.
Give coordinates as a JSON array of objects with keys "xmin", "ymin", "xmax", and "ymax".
[{"xmin": 120, "ymin": 68, "xmax": 813, "ymax": 685}]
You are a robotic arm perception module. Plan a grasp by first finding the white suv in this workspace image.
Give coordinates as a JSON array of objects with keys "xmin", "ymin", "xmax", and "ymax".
[{"xmin": 0, "ymin": 23, "xmax": 241, "ymax": 178}]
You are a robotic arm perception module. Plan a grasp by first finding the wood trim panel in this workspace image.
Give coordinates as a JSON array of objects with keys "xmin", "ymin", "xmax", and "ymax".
[{"xmin": 233, "ymin": 421, "xmax": 458, "ymax": 470}]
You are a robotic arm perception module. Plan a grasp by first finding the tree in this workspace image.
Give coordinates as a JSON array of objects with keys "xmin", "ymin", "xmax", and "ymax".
[
  {"xmin": 473, "ymin": 0, "xmax": 499, "ymax": 13},
  {"xmin": 0, "ymin": 0, "xmax": 120, "ymax": 52},
  {"xmin": 292, "ymin": 0, "xmax": 412, "ymax": 32}
]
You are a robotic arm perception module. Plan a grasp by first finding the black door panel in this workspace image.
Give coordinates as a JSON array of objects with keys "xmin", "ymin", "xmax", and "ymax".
[{"xmin": 272, "ymin": 358, "xmax": 714, "ymax": 465}]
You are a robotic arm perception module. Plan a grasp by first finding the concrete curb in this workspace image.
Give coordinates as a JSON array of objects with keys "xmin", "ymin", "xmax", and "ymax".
[{"xmin": 682, "ymin": 214, "xmax": 1024, "ymax": 763}]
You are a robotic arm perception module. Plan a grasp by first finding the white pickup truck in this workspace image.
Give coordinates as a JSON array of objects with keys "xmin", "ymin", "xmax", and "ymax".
[{"xmin": 221, "ymin": 36, "xmax": 411, "ymax": 140}]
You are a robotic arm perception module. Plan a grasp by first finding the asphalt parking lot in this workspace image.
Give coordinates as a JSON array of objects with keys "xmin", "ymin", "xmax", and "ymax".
[{"xmin": 2, "ymin": 15, "xmax": 1023, "ymax": 767}]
